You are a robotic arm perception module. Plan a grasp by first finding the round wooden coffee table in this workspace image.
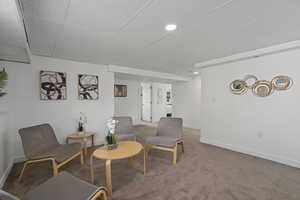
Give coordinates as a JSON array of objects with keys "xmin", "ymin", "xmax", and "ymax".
[{"xmin": 90, "ymin": 141, "xmax": 146, "ymax": 196}]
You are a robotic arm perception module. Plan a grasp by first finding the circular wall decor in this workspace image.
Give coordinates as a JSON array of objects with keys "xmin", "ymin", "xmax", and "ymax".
[
  {"xmin": 252, "ymin": 80, "xmax": 273, "ymax": 97},
  {"xmin": 243, "ymin": 75, "xmax": 258, "ymax": 89},
  {"xmin": 271, "ymin": 76, "xmax": 293, "ymax": 90},
  {"xmin": 230, "ymin": 79, "xmax": 247, "ymax": 95}
]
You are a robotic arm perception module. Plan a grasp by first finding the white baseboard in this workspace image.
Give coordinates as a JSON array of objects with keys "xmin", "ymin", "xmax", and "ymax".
[
  {"xmin": 0, "ymin": 156, "xmax": 26, "ymax": 188},
  {"xmin": 201, "ymin": 137, "xmax": 300, "ymax": 168},
  {"xmin": 0, "ymin": 160, "xmax": 13, "ymax": 188}
]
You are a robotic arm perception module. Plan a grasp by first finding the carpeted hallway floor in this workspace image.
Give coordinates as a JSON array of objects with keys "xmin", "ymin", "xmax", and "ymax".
[{"xmin": 3, "ymin": 125, "xmax": 300, "ymax": 200}]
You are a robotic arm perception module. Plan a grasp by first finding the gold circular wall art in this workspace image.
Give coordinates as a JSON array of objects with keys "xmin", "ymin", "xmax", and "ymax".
[
  {"xmin": 243, "ymin": 75, "xmax": 258, "ymax": 89},
  {"xmin": 252, "ymin": 80, "xmax": 273, "ymax": 97},
  {"xmin": 271, "ymin": 76, "xmax": 293, "ymax": 90},
  {"xmin": 230, "ymin": 79, "xmax": 247, "ymax": 95}
]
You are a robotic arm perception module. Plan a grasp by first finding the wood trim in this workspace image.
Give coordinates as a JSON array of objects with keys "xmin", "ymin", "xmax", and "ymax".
[
  {"xmin": 105, "ymin": 160, "xmax": 112, "ymax": 196},
  {"xmin": 90, "ymin": 142, "xmax": 146, "ymax": 197},
  {"xmin": 18, "ymin": 150, "xmax": 83, "ymax": 182},
  {"xmin": 18, "ymin": 157, "xmax": 57, "ymax": 182},
  {"xmin": 90, "ymin": 155, "xmax": 95, "ymax": 184},
  {"xmin": 90, "ymin": 188, "xmax": 108, "ymax": 200},
  {"xmin": 56, "ymin": 151, "xmax": 83, "ymax": 168},
  {"xmin": 146, "ymin": 140, "xmax": 184, "ymax": 165}
]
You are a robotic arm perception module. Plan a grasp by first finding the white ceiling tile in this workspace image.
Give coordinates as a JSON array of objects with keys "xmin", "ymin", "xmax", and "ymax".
[
  {"xmin": 26, "ymin": 18, "xmax": 63, "ymax": 56},
  {"xmin": 21, "ymin": 0, "xmax": 69, "ymax": 23},
  {"xmin": 65, "ymin": 0, "xmax": 150, "ymax": 34},
  {"xmin": 18, "ymin": 0, "xmax": 300, "ymax": 74},
  {"xmin": 0, "ymin": 0, "xmax": 29, "ymax": 62}
]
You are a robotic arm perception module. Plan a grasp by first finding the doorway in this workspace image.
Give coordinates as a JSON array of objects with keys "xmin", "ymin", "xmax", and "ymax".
[{"xmin": 141, "ymin": 83, "xmax": 152, "ymax": 122}]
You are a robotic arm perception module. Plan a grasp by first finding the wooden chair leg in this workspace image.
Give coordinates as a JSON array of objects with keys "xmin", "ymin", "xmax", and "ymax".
[
  {"xmin": 18, "ymin": 161, "xmax": 29, "ymax": 182},
  {"xmin": 91, "ymin": 189, "xmax": 107, "ymax": 200},
  {"xmin": 52, "ymin": 160, "xmax": 58, "ymax": 176},
  {"xmin": 90, "ymin": 155, "xmax": 95, "ymax": 184},
  {"xmin": 173, "ymin": 145, "xmax": 177, "ymax": 165},
  {"xmin": 105, "ymin": 160, "xmax": 112, "ymax": 196},
  {"xmin": 80, "ymin": 151, "xmax": 84, "ymax": 165},
  {"xmin": 144, "ymin": 146, "xmax": 148, "ymax": 175},
  {"xmin": 101, "ymin": 191, "xmax": 108, "ymax": 200},
  {"xmin": 180, "ymin": 141, "xmax": 185, "ymax": 153}
]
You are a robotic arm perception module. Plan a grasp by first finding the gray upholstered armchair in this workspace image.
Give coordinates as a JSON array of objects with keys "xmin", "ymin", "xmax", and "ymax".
[
  {"xmin": 145, "ymin": 117, "xmax": 184, "ymax": 165},
  {"xmin": 18, "ymin": 124, "xmax": 83, "ymax": 182},
  {"xmin": 113, "ymin": 116, "xmax": 136, "ymax": 141},
  {"xmin": 1, "ymin": 172, "xmax": 107, "ymax": 200}
]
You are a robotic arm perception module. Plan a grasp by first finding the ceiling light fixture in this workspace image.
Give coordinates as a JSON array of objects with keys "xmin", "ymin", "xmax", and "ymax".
[
  {"xmin": 193, "ymin": 71, "xmax": 199, "ymax": 75},
  {"xmin": 165, "ymin": 24, "xmax": 177, "ymax": 31}
]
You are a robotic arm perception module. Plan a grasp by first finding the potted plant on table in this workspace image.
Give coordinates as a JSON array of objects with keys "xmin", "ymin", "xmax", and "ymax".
[
  {"xmin": 78, "ymin": 112, "xmax": 87, "ymax": 135},
  {"xmin": 106, "ymin": 118, "xmax": 119, "ymax": 150}
]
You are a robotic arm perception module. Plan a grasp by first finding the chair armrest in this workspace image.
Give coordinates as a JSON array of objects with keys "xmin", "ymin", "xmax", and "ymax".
[{"xmin": 90, "ymin": 187, "xmax": 108, "ymax": 200}]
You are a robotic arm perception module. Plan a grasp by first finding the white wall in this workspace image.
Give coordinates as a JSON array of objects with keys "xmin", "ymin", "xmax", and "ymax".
[
  {"xmin": 172, "ymin": 76, "xmax": 201, "ymax": 129},
  {"xmin": 151, "ymin": 83, "xmax": 172, "ymax": 122},
  {"xmin": 114, "ymin": 78, "xmax": 142, "ymax": 124},
  {"xmin": 114, "ymin": 77, "xmax": 172, "ymax": 124},
  {"xmin": 0, "ymin": 55, "xmax": 115, "ymax": 172},
  {"xmin": 0, "ymin": 65, "xmax": 16, "ymax": 187},
  {"xmin": 200, "ymin": 48, "xmax": 300, "ymax": 168}
]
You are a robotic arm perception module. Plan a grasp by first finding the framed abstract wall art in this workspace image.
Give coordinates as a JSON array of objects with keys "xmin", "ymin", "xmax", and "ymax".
[
  {"xmin": 114, "ymin": 84, "xmax": 127, "ymax": 97},
  {"xmin": 78, "ymin": 74, "xmax": 99, "ymax": 100},
  {"xmin": 40, "ymin": 70, "xmax": 67, "ymax": 100}
]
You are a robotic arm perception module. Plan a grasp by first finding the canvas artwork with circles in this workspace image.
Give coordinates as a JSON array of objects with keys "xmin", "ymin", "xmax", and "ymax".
[{"xmin": 230, "ymin": 75, "xmax": 292, "ymax": 97}]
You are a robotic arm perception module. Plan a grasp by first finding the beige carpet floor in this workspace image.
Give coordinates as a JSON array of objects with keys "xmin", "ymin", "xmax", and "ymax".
[{"xmin": 3, "ymin": 125, "xmax": 300, "ymax": 200}]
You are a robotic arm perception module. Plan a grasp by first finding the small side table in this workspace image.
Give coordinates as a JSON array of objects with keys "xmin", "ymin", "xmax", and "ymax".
[{"xmin": 66, "ymin": 132, "xmax": 95, "ymax": 156}]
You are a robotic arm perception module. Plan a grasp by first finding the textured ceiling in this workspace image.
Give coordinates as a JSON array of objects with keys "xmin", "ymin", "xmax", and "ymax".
[
  {"xmin": 20, "ymin": 0, "xmax": 300, "ymax": 75},
  {"xmin": 0, "ymin": 0, "xmax": 30, "ymax": 63}
]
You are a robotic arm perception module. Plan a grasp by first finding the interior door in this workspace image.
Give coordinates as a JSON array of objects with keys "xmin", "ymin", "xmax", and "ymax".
[{"xmin": 141, "ymin": 83, "xmax": 152, "ymax": 122}]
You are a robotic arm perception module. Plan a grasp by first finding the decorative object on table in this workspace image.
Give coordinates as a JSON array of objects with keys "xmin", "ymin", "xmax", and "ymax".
[
  {"xmin": 252, "ymin": 80, "xmax": 273, "ymax": 97},
  {"xmin": 40, "ymin": 70, "xmax": 67, "ymax": 100},
  {"xmin": 114, "ymin": 84, "xmax": 127, "ymax": 97},
  {"xmin": 0, "ymin": 67, "xmax": 8, "ymax": 97},
  {"xmin": 229, "ymin": 79, "xmax": 247, "ymax": 95},
  {"xmin": 78, "ymin": 112, "xmax": 87, "ymax": 135},
  {"xmin": 271, "ymin": 75, "xmax": 293, "ymax": 90},
  {"xmin": 243, "ymin": 74, "xmax": 258, "ymax": 89},
  {"xmin": 78, "ymin": 74, "xmax": 99, "ymax": 100},
  {"xmin": 230, "ymin": 75, "xmax": 293, "ymax": 97},
  {"xmin": 105, "ymin": 118, "xmax": 119, "ymax": 150}
]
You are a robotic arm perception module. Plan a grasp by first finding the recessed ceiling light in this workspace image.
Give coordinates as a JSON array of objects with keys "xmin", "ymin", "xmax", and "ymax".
[
  {"xmin": 193, "ymin": 71, "xmax": 199, "ymax": 75},
  {"xmin": 165, "ymin": 24, "xmax": 177, "ymax": 31}
]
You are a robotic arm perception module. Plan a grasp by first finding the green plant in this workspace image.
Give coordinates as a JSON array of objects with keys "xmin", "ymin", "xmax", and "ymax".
[{"xmin": 106, "ymin": 133, "xmax": 118, "ymax": 145}]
